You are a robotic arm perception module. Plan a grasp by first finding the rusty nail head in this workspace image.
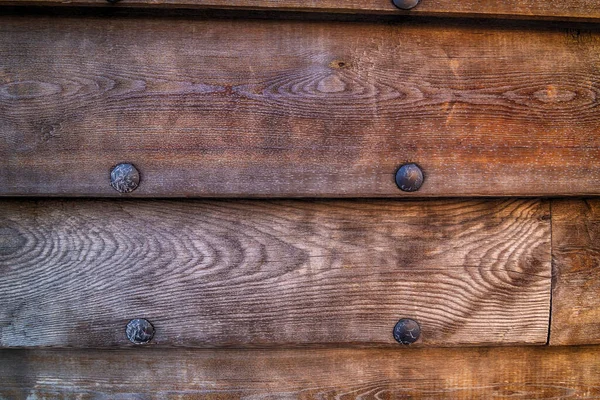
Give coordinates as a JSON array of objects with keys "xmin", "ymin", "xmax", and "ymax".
[
  {"xmin": 110, "ymin": 163, "xmax": 140, "ymax": 193},
  {"xmin": 395, "ymin": 163, "xmax": 424, "ymax": 192},
  {"xmin": 126, "ymin": 318, "xmax": 155, "ymax": 344},
  {"xmin": 392, "ymin": 0, "xmax": 420, "ymax": 10},
  {"xmin": 393, "ymin": 318, "xmax": 421, "ymax": 345}
]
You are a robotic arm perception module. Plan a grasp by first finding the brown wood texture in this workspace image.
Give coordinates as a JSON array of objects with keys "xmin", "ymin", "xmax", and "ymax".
[
  {"xmin": 0, "ymin": 199, "xmax": 551, "ymax": 348},
  {"xmin": 3, "ymin": 346, "xmax": 600, "ymax": 398},
  {"xmin": 550, "ymin": 199, "xmax": 600, "ymax": 346},
  {"xmin": 3, "ymin": 0, "xmax": 600, "ymax": 22},
  {"xmin": 2, "ymin": 15, "xmax": 600, "ymax": 197}
]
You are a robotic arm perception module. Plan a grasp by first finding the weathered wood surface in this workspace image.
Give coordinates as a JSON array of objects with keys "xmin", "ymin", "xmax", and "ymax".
[
  {"xmin": 2, "ymin": 0, "xmax": 600, "ymax": 22},
  {"xmin": 3, "ymin": 346, "xmax": 600, "ymax": 398},
  {"xmin": 550, "ymin": 199, "xmax": 600, "ymax": 346},
  {"xmin": 0, "ymin": 199, "xmax": 551, "ymax": 348},
  {"xmin": 3, "ymin": 16, "xmax": 600, "ymax": 197}
]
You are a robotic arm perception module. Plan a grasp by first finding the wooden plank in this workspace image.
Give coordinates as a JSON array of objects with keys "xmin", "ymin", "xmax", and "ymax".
[
  {"xmin": 0, "ymin": 199, "xmax": 551, "ymax": 348},
  {"xmin": 550, "ymin": 199, "xmax": 600, "ymax": 346},
  {"xmin": 2, "ymin": 0, "xmax": 600, "ymax": 22},
  {"xmin": 3, "ymin": 346, "xmax": 600, "ymax": 398},
  {"xmin": 3, "ymin": 16, "xmax": 600, "ymax": 197}
]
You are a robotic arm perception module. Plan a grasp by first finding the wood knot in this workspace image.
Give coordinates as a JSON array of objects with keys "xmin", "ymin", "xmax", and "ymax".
[{"xmin": 329, "ymin": 60, "xmax": 350, "ymax": 69}]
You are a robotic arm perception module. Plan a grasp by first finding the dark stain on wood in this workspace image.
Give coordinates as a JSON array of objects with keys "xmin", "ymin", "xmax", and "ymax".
[{"xmin": 0, "ymin": 227, "xmax": 26, "ymax": 257}]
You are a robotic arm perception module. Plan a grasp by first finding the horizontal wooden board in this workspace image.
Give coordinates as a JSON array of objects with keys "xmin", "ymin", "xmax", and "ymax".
[
  {"xmin": 550, "ymin": 199, "xmax": 600, "ymax": 345},
  {"xmin": 2, "ymin": 16, "xmax": 600, "ymax": 197},
  {"xmin": 3, "ymin": 0, "xmax": 600, "ymax": 22},
  {"xmin": 3, "ymin": 346, "xmax": 600, "ymax": 398},
  {"xmin": 0, "ymin": 199, "xmax": 551, "ymax": 348}
]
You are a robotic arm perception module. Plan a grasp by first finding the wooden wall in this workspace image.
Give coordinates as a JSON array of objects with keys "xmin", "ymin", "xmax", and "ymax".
[{"xmin": 2, "ymin": 2, "xmax": 600, "ymax": 398}]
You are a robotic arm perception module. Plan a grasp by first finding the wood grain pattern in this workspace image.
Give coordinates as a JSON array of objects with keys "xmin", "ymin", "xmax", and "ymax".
[
  {"xmin": 2, "ymin": 16, "xmax": 600, "ymax": 197},
  {"xmin": 550, "ymin": 199, "xmax": 600, "ymax": 346},
  {"xmin": 0, "ymin": 199, "xmax": 551, "ymax": 348},
  {"xmin": 3, "ymin": 346, "xmax": 600, "ymax": 398},
  {"xmin": 3, "ymin": 0, "xmax": 600, "ymax": 22}
]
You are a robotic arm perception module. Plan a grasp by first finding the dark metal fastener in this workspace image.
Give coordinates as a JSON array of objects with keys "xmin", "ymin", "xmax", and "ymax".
[
  {"xmin": 392, "ymin": 0, "xmax": 420, "ymax": 10},
  {"xmin": 393, "ymin": 318, "xmax": 421, "ymax": 345},
  {"xmin": 110, "ymin": 163, "xmax": 140, "ymax": 193},
  {"xmin": 395, "ymin": 163, "xmax": 424, "ymax": 192},
  {"xmin": 126, "ymin": 318, "xmax": 155, "ymax": 344}
]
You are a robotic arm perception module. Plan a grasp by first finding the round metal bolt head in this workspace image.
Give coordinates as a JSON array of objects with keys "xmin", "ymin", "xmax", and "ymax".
[
  {"xmin": 126, "ymin": 318, "xmax": 155, "ymax": 344},
  {"xmin": 110, "ymin": 163, "xmax": 140, "ymax": 193},
  {"xmin": 393, "ymin": 318, "xmax": 421, "ymax": 345},
  {"xmin": 392, "ymin": 0, "xmax": 420, "ymax": 10},
  {"xmin": 395, "ymin": 163, "xmax": 424, "ymax": 192}
]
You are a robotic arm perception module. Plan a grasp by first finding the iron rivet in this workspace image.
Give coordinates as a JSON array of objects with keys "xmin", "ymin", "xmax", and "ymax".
[
  {"xmin": 392, "ymin": 0, "xmax": 420, "ymax": 10},
  {"xmin": 110, "ymin": 163, "xmax": 140, "ymax": 193},
  {"xmin": 126, "ymin": 319, "xmax": 155, "ymax": 344},
  {"xmin": 393, "ymin": 318, "xmax": 421, "ymax": 345},
  {"xmin": 395, "ymin": 163, "xmax": 424, "ymax": 192}
]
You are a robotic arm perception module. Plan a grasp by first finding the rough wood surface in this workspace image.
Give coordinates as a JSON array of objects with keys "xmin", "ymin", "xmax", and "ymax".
[
  {"xmin": 3, "ymin": 346, "xmax": 600, "ymax": 398},
  {"xmin": 550, "ymin": 199, "xmax": 600, "ymax": 346},
  {"xmin": 2, "ymin": 15, "xmax": 600, "ymax": 197},
  {"xmin": 2, "ymin": 0, "xmax": 600, "ymax": 22},
  {"xmin": 0, "ymin": 199, "xmax": 551, "ymax": 348}
]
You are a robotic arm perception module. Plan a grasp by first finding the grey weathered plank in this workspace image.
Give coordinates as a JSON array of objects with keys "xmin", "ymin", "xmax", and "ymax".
[
  {"xmin": 2, "ymin": 15, "xmax": 600, "ymax": 197},
  {"xmin": 3, "ymin": 346, "xmax": 600, "ymax": 398},
  {"xmin": 0, "ymin": 199, "xmax": 551, "ymax": 348}
]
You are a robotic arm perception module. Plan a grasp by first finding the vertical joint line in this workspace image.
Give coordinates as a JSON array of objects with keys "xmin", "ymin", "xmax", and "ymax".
[{"xmin": 546, "ymin": 199, "xmax": 554, "ymax": 346}]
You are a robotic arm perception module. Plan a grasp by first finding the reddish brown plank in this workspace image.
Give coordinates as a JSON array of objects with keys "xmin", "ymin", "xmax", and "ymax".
[
  {"xmin": 2, "ymin": 0, "xmax": 600, "ymax": 22},
  {"xmin": 550, "ymin": 199, "xmax": 600, "ymax": 345},
  {"xmin": 3, "ymin": 346, "xmax": 600, "ymax": 398},
  {"xmin": 2, "ymin": 16, "xmax": 600, "ymax": 197},
  {"xmin": 0, "ymin": 199, "xmax": 551, "ymax": 348}
]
